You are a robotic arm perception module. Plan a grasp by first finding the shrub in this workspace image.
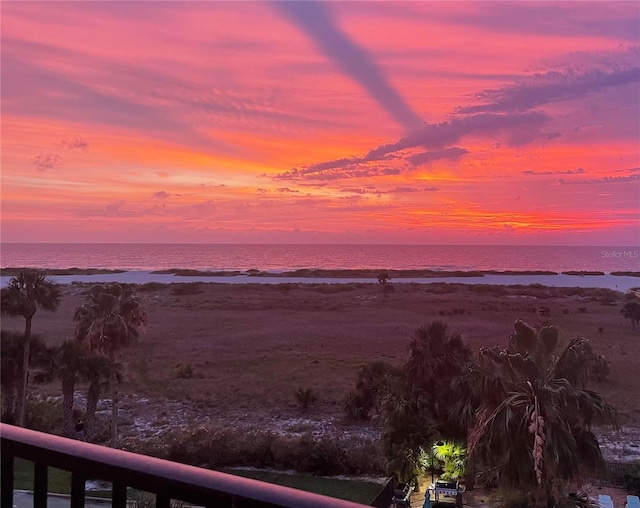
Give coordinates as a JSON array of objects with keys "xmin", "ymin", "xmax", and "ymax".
[
  {"xmin": 537, "ymin": 306, "xmax": 551, "ymax": 317},
  {"xmin": 130, "ymin": 425, "xmax": 387, "ymax": 476},
  {"xmin": 25, "ymin": 396, "xmax": 63, "ymax": 434},
  {"xmin": 171, "ymin": 283, "xmax": 203, "ymax": 296},
  {"xmin": 175, "ymin": 364, "xmax": 194, "ymax": 379},
  {"xmin": 240, "ymin": 430, "xmax": 276, "ymax": 467},
  {"xmin": 497, "ymin": 489, "xmax": 530, "ymax": 508},
  {"xmin": 294, "ymin": 387, "xmax": 318, "ymax": 410},
  {"xmin": 469, "ymin": 285, "xmax": 508, "ymax": 296},
  {"xmin": 312, "ymin": 284, "xmax": 355, "ymax": 294},
  {"xmin": 344, "ymin": 392, "xmax": 369, "ymax": 421},
  {"xmin": 276, "ymin": 283, "xmax": 297, "ymax": 291},
  {"xmin": 137, "ymin": 282, "xmax": 166, "ymax": 293},
  {"xmin": 426, "ymin": 283, "xmax": 458, "ymax": 294},
  {"xmin": 166, "ymin": 427, "xmax": 240, "ymax": 467},
  {"xmin": 377, "ymin": 272, "xmax": 390, "ymax": 282},
  {"xmin": 271, "ymin": 437, "xmax": 304, "ymax": 470},
  {"xmin": 562, "ymin": 287, "xmax": 587, "ymax": 297},
  {"xmin": 559, "ymin": 490, "xmax": 597, "ymax": 508},
  {"xmin": 344, "ymin": 361, "xmax": 399, "ymax": 421},
  {"xmin": 346, "ymin": 442, "xmax": 386, "ymax": 474},
  {"xmin": 623, "ymin": 463, "xmax": 640, "ymax": 495},
  {"xmin": 587, "ymin": 288, "xmax": 619, "ymax": 304},
  {"xmin": 308, "ymin": 437, "xmax": 348, "ymax": 476}
]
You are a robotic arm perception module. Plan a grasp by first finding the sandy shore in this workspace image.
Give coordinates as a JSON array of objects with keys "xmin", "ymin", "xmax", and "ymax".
[{"xmin": 1, "ymin": 271, "xmax": 638, "ymax": 291}]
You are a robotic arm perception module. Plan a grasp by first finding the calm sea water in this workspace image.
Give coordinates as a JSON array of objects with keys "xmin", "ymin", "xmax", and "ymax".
[{"xmin": 1, "ymin": 244, "xmax": 638, "ymax": 273}]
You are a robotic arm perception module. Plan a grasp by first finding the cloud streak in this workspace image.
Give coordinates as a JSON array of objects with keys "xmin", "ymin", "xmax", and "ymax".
[
  {"xmin": 460, "ymin": 67, "xmax": 640, "ymax": 114},
  {"xmin": 273, "ymin": 1, "xmax": 423, "ymax": 130},
  {"xmin": 31, "ymin": 154, "xmax": 63, "ymax": 171},
  {"xmin": 523, "ymin": 168, "xmax": 586, "ymax": 176},
  {"xmin": 55, "ymin": 135, "xmax": 89, "ymax": 150},
  {"xmin": 276, "ymin": 111, "xmax": 548, "ymax": 180},
  {"xmin": 560, "ymin": 174, "xmax": 639, "ymax": 185}
]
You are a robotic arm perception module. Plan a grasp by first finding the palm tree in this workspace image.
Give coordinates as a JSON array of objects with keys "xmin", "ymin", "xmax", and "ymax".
[
  {"xmin": 368, "ymin": 322, "xmax": 472, "ymax": 485},
  {"xmin": 31, "ymin": 340, "xmax": 92, "ymax": 438},
  {"xmin": 1, "ymin": 331, "xmax": 26, "ymax": 423},
  {"xmin": 2, "ymin": 332, "xmax": 51, "ymax": 425},
  {"xmin": 294, "ymin": 387, "xmax": 317, "ymax": 410},
  {"xmin": 468, "ymin": 320, "xmax": 617, "ymax": 506},
  {"xmin": 344, "ymin": 361, "xmax": 400, "ymax": 421},
  {"xmin": 406, "ymin": 321, "xmax": 473, "ymax": 438},
  {"xmin": 74, "ymin": 283, "xmax": 148, "ymax": 447},
  {"xmin": 1, "ymin": 270, "xmax": 61, "ymax": 426},
  {"xmin": 432, "ymin": 441, "xmax": 467, "ymax": 481},
  {"xmin": 621, "ymin": 301, "xmax": 640, "ymax": 330},
  {"xmin": 377, "ymin": 272, "xmax": 394, "ymax": 294},
  {"xmin": 85, "ymin": 355, "xmax": 122, "ymax": 442},
  {"xmin": 55, "ymin": 341, "xmax": 90, "ymax": 437},
  {"xmin": 380, "ymin": 377, "xmax": 439, "ymax": 487}
]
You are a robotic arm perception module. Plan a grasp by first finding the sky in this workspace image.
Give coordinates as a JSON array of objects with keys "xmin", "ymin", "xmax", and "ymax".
[{"xmin": 1, "ymin": 1, "xmax": 639, "ymax": 245}]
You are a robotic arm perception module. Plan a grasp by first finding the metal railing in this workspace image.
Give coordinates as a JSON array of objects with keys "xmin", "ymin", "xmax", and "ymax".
[{"xmin": 0, "ymin": 424, "xmax": 370, "ymax": 508}]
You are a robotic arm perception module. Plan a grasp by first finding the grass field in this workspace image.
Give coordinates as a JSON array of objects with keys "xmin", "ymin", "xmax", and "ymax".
[
  {"xmin": 14, "ymin": 458, "xmax": 73, "ymax": 494},
  {"xmin": 9, "ymin": 281, "xmax": 637, "ymax": 423},
  {"xmin": 222, "ymin": 468, "xmax": 384, "ymax": 504},
  {"xmin": 12, "ymin": 458, "xmax": 382, "ymax": 505}
]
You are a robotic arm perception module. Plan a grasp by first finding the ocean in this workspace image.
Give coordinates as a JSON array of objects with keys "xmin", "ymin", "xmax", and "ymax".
[{"xmin": 1, "ymin": 243, "xmax": 638, "ymax": 273}]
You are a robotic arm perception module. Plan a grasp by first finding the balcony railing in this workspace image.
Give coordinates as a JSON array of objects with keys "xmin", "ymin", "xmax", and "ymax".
[{"xmin": 0, "ymin": 424, "xmax": 370, "ymax": 508}]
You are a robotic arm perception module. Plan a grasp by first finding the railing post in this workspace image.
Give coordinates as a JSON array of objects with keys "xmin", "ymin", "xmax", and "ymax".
[
  {"xmin": 156, "ymin": 492, "xmax": 171, "ymax": 508},
  {"xmin": 71, "ymin": 473, "xmax": 86, "ymax": 508},
  {"xmin": 34, "ymin": 463, "xmax": 48, "ymax": 508},
  {"xmin": 112, "ymin": 482, "xmax": 127, "ymax": 508},
  {"xmin": 1, "ymin": 455, "xmax": 14, "ymax": 508}
]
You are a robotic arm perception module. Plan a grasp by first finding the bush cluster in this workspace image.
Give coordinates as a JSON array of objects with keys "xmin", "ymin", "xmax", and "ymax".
[
  {"xmin": 171, "ymin": 283, "xmax": 204, "ymax": 296},
  {"xmin": 624, "ymin": 463, "xmax": 640, "ymax": 496},
  {"xmin": 24, "ymin": 396, "xmax": 63, "ymax": 434},
  {"xmin": 127, "ymin": 426, "xmax": 385, "ymax": 476},
  {"xmin": 468, "ymin": 284, "xmax": 509, "ymax": 296},
  {"xmin": 175, "ymin": 363, "xmax": 194, "ymax": 379}
]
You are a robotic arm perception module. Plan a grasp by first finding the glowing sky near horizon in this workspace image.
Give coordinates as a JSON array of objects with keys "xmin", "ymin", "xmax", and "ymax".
[{"xmin": 1, "ymin": 1, "xmax": 639, "ymax": 245}]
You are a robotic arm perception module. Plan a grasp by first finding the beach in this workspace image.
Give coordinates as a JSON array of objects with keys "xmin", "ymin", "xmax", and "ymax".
[{"xmin": 1, "ymin": 270, "xmax": 638, "ymax": 292}]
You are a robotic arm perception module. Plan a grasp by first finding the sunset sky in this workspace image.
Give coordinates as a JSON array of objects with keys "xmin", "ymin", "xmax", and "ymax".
[{"xmin": 1, "ymin": 1, "xmax": 639, "ymax": 245}]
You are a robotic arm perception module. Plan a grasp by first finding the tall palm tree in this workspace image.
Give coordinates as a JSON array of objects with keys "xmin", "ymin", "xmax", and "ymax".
[
  {"xmin": 54, "ymin": 341, "xmax": 90, "ymax": 437},
  {"xmin": 468, "ymin": 320, "xmax": 617, "ymax": 506},
  {"xmin": 406, "ymin": 321, "xmax": 473, "ymax": 438},
  {"xmin": 85, "ymin": 355, "xmax": 122, "ymax": 442},
  {"xmin": 1, "ymin": 270, "xmax": 61, "ymax": 426},
  {"xmin": 74, "ymin": 283, "xmax": 148, "ymax": 447},
  {"xmin": 31, "ymin": 340, "xmax": 91, "ymax": 438},
  {"xmin": 380, "ymin": 381, "xmax": 437, "ymax": 485},
  {"xmin": 344, "ymin": 361, "xmax": 400, "ymax": 421},
  {"xmin": 1, "ymin": 331, "xmax": 26, "ymax": 423},
  {"xmin": 374, "ymin": 322, "xmax": 472, "ymax": 484},
  {"xmin": 2, "ymin": 332, "xmax": 51, "ymax": 425}
]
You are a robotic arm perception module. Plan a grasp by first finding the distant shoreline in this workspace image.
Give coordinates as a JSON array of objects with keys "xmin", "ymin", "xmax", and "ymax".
[
  {"xmin": 0, "ymin": 268, "xmax": 127, "ymax": 276},
  {"xmin": 1, "ymin": 268, "xmax": 639, "ymax": 292},
  {"xmin": 2, "ymin": 267, "xmax": 638, "ymax": 278}
]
